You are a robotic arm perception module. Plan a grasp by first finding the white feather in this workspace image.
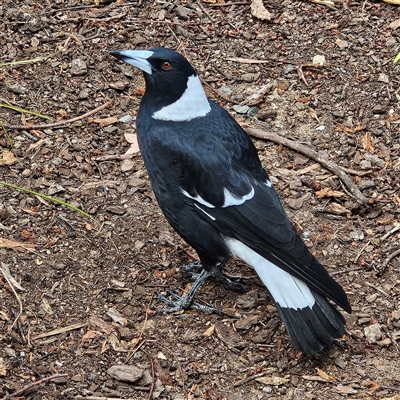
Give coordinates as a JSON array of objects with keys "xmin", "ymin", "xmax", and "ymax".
[
  {"xmin": 152, "ymin": 75, "xmax": 211, "ymax": 122},
  {"xmin": 224, "ymin": 238, "xmax": 315, "ymax": 309},
  {"xmin": 223, "ymin": 186, "xmax": 254, "ymax": 207},
  {"xmin": 181, "ymin": 189, "xmax": 215, "ymax": 208},
  {"xmin": 194, "ymin": 204, "xmax": 216, "ymax": 220}
]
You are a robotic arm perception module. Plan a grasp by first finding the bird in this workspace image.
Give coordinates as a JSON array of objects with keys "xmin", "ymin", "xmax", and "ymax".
[{"xmin": 110, "ymin": 47, "xmax": 351, "ymax": 355}]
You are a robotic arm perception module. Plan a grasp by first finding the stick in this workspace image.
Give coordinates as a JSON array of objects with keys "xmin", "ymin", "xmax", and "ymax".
[
  {"xmin": 246, "ymin": 128, "xmax": 370, "ymax": 206},
  {"xmin": 148, "ymin": 358, "xmax": 155, "ymax": 400},
  {"xmin": 383, "ymin": 248, "xmax": 400, "ymax": 268},
  {"xmin": 381, "ymin": 224, "xmax": 400, "ymax": 241},
  {"xmin": 3, "ymin": 102, "xmax": 111, "ymax": 130},
  {"xmin": 2, "ymin": 374, "xmax": 68, "ymax": 399},
  {"xmin": 0, "ymin": 264, "xmax": 23, "ymax": 334}
]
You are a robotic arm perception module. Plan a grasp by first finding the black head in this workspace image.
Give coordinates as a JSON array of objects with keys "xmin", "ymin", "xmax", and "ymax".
[{"xmin": 110, "ymin": 47, "xmax": 210, "ymax": 121}]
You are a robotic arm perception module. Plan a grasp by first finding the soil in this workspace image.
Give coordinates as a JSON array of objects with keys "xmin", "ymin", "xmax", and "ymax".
[{"xmin": 1, "ymin": 0, "xmax": 400, "ymax": 399}]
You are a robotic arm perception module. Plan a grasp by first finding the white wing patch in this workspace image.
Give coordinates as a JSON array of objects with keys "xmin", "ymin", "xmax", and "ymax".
[
  {"xmin": 194, "ymin": 204, "xmax": 216, "ymax": 220},
  {"xmin": 152, "ymin": 75, "xmax": 211, "ymax": 122},
  {"xmin": 265, "ymin": 179, "xmax": 272, "ymax": 187},
  {"xmin": 224, "ymin": 238, "xmax": 316, "ymax": 310},
  {"xmin": 181, "ymin": 189, "xmax": 215, "ymax": 208},
  {"xmin": 222, "ymin": 186, "xmax": 254, "ymax": 207}
]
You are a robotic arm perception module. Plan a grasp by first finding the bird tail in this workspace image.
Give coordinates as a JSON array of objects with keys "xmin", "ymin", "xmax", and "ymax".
[
  {"xmin": 275, "ymin": 290, "xmax": 345, "ymax": 355},
  {"xmin": 225, "ymin": 238, "xmax": 346, "ymax": 354}
]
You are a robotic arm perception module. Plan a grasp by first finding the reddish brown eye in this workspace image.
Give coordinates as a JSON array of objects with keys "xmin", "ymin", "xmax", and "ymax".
[{"xmin": 161, "ymin": 61, "xmax": 172, "ymax": 70}]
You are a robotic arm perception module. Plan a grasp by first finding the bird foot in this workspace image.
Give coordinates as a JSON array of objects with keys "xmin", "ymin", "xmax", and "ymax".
[
  {"xmin": 156, "ymin": 291, "xmax": 224, "ymax": 315},
  {"xmin": 182, "ymin": 262, "xmax": 247, "ymax": 292}
]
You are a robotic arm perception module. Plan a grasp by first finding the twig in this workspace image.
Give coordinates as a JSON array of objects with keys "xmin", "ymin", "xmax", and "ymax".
[
  {"xmin": 382, "ymin": 326, "xmax": 400, "ymax": 354},
  {"xmin": 354, "ymin": 241, "xmax": 371, "ymax": 263},
  {"xmin": 196, "ymin": 0, "xmax": 215, "ymax": 22},
  {"xmin": 208, "ymin": 1, "xmax": 250, "ymax": 5},
  {"xmin": 331, "ymin": 266, "xmax": 365, "ymax": 276},
  {"xmin": 233, "ymin": 372, "xmax": 268, "ymax": 387},
  {"xmin": 74, "ymin": 397, "xmax": 138, "ymax": 400},
  {"xmin": 339, "ymin": 167, "xmax": 373, "ymax": 177},
  {"xmin": 297, "ymin": 65, "xmax": 308, "ymax": 86},
  {"xmin": 0, "ymin": 264, "xmax": 23, "ymax": 333},
  {"xmin": 2, "ymin": 374, "xmax": 68, "ymax": 399},
  {"xmin": 148, "ymin": 358, "xmax": 155, "ymax": 400},
  {"xmin": 187, "ymin": 384, "xmax": 197, "ymax": 400},
  {"xmin": 365, "ymin": 281, "xmax": 390, "ymax": 297},
  {"xmin": 246, "ymin": 128, "xmax": 370, "ymax": 206},
  {"xmin": 381, "ymin": 224, "xmax": 400, "ymax": 241},
  {"xmin": 3, "ymin": 102, "xmax": 111, "ymax": 130},
  {"xmin": 383, "ymin": 248, "xmax": 400, "ymax": 268}
]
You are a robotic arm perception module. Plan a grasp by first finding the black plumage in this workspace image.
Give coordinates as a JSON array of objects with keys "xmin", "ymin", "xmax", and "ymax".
[{"xmin": 110, "ymin": 47, "xmax": 351, "ymax": 354}]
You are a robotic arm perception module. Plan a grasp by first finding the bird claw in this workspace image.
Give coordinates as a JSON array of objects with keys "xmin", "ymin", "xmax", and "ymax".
[{"xmin": 156, "ymin": 290, "xmax": 224, "ymax": 315}]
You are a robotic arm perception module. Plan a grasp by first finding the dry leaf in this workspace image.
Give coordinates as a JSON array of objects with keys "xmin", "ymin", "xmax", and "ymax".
[
  {"xmin": 0, "ymin": 237, "xmax": 36, "ymax": 252},
  {"xmin": 250, "ymin": 0, "xmax": 272, "ymax": 20},
  {"xmin": 302, "ymin": 375, "xmax": 327, "ymax": 382},
  {"xmin": 124, "ymin": 133, "xmax": 140, "ymax": 155},
  {"xmin": 255, "ymin": 375, "xmax": 290, "ymax": 385},
  {"xmin": 81, "ymin": 330, "xmax": 99, "ymax": 343},
  {"xmin": 93, "ymin": 117, "xmax": 119, "ymax": 127},
  {"xmin": 389, "ymin": 18, "xmax": 400, "ymax": 29},
  {"xmin": 315, "ymin": 188, "xmax": 347, "ymax": 199},
  {"xmin": 335, "ymin": 384, "xmax": 358, "ymax": 395},
  {"xmin": 365, "ymin": 380, "xmax": 380, "ymax": 391},
  {"xmin": 316, "ymin": 367, "xmax": 336, "ymax": 383},
  {"xmin": 0, "ymin": 357, "xmax": 7, "ymax": 377},
  {"xmin": 0, "ymin": 150, "xmax": 18, "ymax": 166},
  {"xmin": 363, "ymin": 132, "xmax": 374, "ymax": 153},
  {"xmin": 202, "ymin": 324, "xmax": 215, "ymax": 337}
]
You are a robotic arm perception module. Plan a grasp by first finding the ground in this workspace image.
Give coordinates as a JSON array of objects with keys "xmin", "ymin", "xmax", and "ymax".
[{"xmin": 0, "ymin": 0, "xmax": 400, "ymax": 399}]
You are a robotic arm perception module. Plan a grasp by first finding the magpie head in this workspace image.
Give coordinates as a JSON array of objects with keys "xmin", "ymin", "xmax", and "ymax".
[{"xmin": 110, "ymin": 47, "xmax": 211, "ymax": 121}]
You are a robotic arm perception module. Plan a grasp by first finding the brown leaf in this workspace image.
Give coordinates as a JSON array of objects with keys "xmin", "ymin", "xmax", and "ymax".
[
  {"xmin": 0, "ymin": 357, "xmax": 7, "ymax": 377},
  {"xmin": 315, "ymin": 188, "xmax": 347, "ymax": 199},
  {"xmin": 365, "ymin": 380, "xmax": 380, "ymax": 391},
  {"xmin": 316, "ymin": 367, "xmax": 336, "ymax": 383},
  {"xmin": 0, "ymin": 237, "xmax": 36, "ymax": 252},
  {"xmin": 302, "ymin": 375, "xmax": 327, "ymax": 382},
  {"xmin": 250, "ymin": 0, "xmax": 272, "ymax": 20},
  {"xmin": 335, "ymin": 384, "xmax": 358, "ymax": 395},
  {"xmin": 93, "ymin": 117, "xmax": 119, "ymax": 127},
  {"xmin": 202, "ymin": 324, "xmax": 215, "ymax": 337},
  {"xmin": 0, "ymin": 150, "xmax": 18, "ymax": 166},
  {"xmin": 363, "ymin": 132, "xmax": 374, "ymax": 153},
  {"xmin": 389, "ymin": 18, "xmax": 400, "ymax": 29}
]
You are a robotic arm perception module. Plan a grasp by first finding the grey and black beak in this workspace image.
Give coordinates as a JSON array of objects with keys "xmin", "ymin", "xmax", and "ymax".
[{"xmin": 110, "ymin": 50, "xmax": 154, "ymax": 75}]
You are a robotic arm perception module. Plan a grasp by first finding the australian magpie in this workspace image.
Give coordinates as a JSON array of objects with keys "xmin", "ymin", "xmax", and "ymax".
[{"xmin": 110, "ymin": 47, "xmax": 351, "ymax": 355}]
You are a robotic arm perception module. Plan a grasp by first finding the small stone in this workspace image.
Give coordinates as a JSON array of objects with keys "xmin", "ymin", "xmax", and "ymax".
[
  {"xmin": 312, "ymin": 54, "xmax": 326, "ymax": 65},
  {"xmin": 349, "ymin": 230, "xmax": 364, "ymax": 240},
  {"xmin": 9, "ymin": 84, "xmax": 26, "ymax": 94},
  {"xmin": 119, "ymin": 115, "xmax": 134, "ymax": 123},
  {"xmin": 107, "ymin": 365, "xmax": 143, "ymax": 383},
  {"xmin": 336, "ymin": 39, "xmax": 349, "ymax": 49},
  {"xmin": 110, "ymin": 81, "xmax": 128, "ymax": 90},
  {"xmin": 106, "ymin": 206, "xmax": 126, "ymax": 215},
  {"xmin": 48, "ymin": 184, "xmax": 65, "ymax": 195},
  {"xmin": 364, "ymin": 323, "xmax": 382, "ymax": 344},
  {"xmin": 358, "ymin": 180, "xmax": 375, "ymax": 190},
  {"xmin": 365, "ymin": 293, "xmax": 378, "ymax": 303},
  {"xmin": 51, "ymin": 157, "xmax": 63, "ymax": 166},
  {"xmin": 121, "ymin": 159, "xmax": 135, "ymax": 172},
  {"xmin": 175, "ymin": 5, "xmax": 191, "ymax": 18},
  {"xmin": 360, "ymin": 160, "xmax": 371, "ymax": 169},
  {"xmin": 71, "ymin": 373, "xmax": 84, "ymax": 382},
  {"xmin": 378, "ymin": 73, "xmax": 389, "ymax": 83},
  {"xmin": 78, "ymin": 88, "xmax": 89, "ymax": 99},
  {"xmin": 332, "ymin": 110, "xmax": 345, "ymax": 118},
  {"xmin": 233, "ymin": 104, "xmax": 250, "ymax": 114},
  {"xmin": 21, "ymin": 169, "xmax": 32, "ymax": 177},
  {"xmin": 71, "ymin": 58, "xmax": 87, "ymax": 75}
]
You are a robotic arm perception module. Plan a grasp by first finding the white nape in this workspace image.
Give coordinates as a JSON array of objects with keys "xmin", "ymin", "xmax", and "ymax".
[
  {"xmin": 181, "ymin": 189, "xmax": 215, "ymax": 208},
  {"xmin": 152, "ymin": 75, "xmax": 211, "ymax": 122},
  {"xmin": 194, "ymin": 204, "xmax": 216, "ymax": 221},
  {"xmin": 223, "ymin": 186, "xmax": 254, "ymax": 207},
  {"xmin": 224, "ymin": 238, "xmax": 316, "ymax": 310}
]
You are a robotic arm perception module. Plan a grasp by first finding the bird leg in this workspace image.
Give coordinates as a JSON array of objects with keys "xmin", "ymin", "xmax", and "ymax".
[
  {"xmin": 156, "ymin": 268, "xmax": 212, "ymax": 313},
  {"xmin": 181, "ymin": 262, "xmax": 247, "ymax": 292}
]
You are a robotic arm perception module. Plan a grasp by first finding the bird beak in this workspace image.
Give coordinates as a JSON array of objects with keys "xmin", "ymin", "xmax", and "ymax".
[{"xmin": 110, "ymin": 50, "xmax": 154, "ymax": 75}]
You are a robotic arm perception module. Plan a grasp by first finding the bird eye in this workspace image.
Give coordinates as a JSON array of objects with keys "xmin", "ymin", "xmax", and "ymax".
[{"xmin": 161, "ymin": 61, "xmax": 172, "ymax": 70}]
